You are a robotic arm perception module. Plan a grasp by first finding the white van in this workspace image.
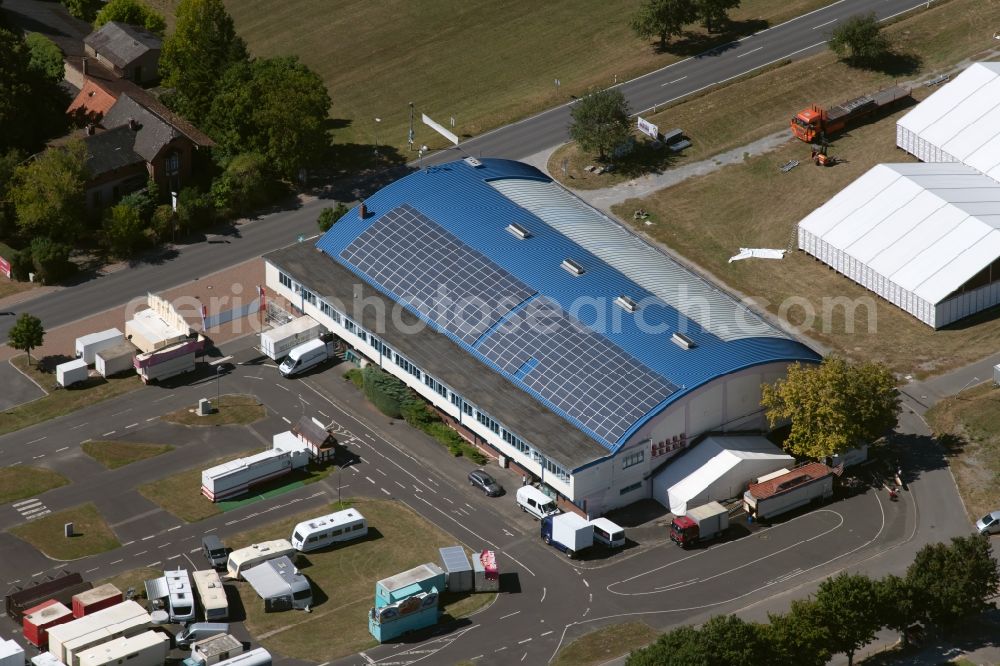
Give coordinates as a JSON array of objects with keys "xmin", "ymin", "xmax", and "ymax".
[
  {"xmin": 279, "ymin": 339, "xmax": 335, "ymax": 378},
  {"xmin": 290, "ymin": 508, "xmax": 367, "ymax": 552},
  {"xmin": 516, "ymin": 486, "xmax": 559, "ymax": 520},
  {"xmin": 589, "ymin": 517, "xmax": 626, "ymax": 548}
]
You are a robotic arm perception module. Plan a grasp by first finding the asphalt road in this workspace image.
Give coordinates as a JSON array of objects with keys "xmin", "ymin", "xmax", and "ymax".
[
  {"xmin": 0, "ymin": 334, "xmax": 964, "ymax": 666},
  {"xmin": 0, "ymin": 0, "xmax": 931, "ymax": 343}
]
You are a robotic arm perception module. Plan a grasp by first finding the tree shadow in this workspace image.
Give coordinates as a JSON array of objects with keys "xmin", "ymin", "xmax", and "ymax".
[
  {"xmin": 843, "ymin": 50, "xmax": 923, "ymax": 77},
  {"xmin": 659, "ymin": 19, "xmax": 769, "ymax": 58},
  {"xmin": 605, "ymin": 138, "xmax": 682, "ymax": 179}
]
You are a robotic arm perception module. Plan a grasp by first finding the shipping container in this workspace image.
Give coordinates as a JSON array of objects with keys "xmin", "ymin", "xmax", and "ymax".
[
  {"xmin": 75, "ymin": 630, "xmax": 168, "ymax": 666},
  {"xmin": 439, "ymin": 546, "xmax": 472, "ymax": 593},
  {"xmin": 23, "ymin": 600, "xmax": 74, "ymax": 648},
  {"xmin": 72, "ymin": 584, "xmax": 122, "ymax": 618},
  {"xmin": 95, "ymin": 342, "xmax": 136, "ymax": 378},
  {"xmin": 57, "ymin": 359, "xmax": 89, "ymax": 388},
  {"xmin": 260, "ymin": 317, "xmax": 323, "ymax": 361},
  {"xmin": 75, "ymin": 329, "xmax": 124, "ymax": 365}
]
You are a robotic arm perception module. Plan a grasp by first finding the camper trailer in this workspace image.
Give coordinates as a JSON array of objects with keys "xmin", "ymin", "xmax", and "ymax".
[
  {"xmin": 192, "ymin": 570, "xmax": 228, "ymax": 621},
  {"xmin": 290, "ymin": 509, "xmax": 367, "ymax": 552},
  {"xmin": 226, "ymin": 540, "xmax": 296, "ymax": 580}
]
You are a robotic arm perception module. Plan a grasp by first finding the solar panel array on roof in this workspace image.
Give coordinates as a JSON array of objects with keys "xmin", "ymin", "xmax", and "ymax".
[
  {"xmin": 340, "ymin": 204, "xmax": 535, "ymax": 345},
  {"xmin": 478, "ymin": 298, "xmax": 676, "ymax": 444}
]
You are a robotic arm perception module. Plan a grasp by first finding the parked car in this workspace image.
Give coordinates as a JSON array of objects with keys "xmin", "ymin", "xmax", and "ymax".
[
  {"xmin": 468, "ymin": 470, "xmax": 503, "ymax": 497},
  {"xmin": 976, "ymin": 510, "xmax": 1000, "ymax": 535}
]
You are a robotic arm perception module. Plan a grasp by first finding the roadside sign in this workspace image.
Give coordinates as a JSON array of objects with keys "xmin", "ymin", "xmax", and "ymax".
[
  {"xmin": 637, "ymin": 116, "xmax": 659, "ymax": 140},
  {"xmin": 0, "ymin": 255, "xmax": 10, "ymax": 279}
]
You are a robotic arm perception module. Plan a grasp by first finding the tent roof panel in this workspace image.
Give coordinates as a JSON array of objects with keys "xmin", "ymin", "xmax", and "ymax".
[
  {"xmin": 891, "ymin": 217, "xmax": 988, "ymax": 292},
  {"xmin": 940, "ymin": 101, "xmax": 1000, "ymax": 162},
  {"xmin": 846, "ymin": 191, "xmax": 945, "ymax": 263},
  {"xmin": 917, "ymin": 231, "xmax": 1000, "ymax": 303},
  {"xmin": 798, "ymin": 165, "xmax": 901, "ymax": 237},
  {"xmin": 897, "ymin": 62, "xmax": 1000, "ymax": 134},
  {"xmin": 823, "ymin": 178, "xmax": 924, "ymax": 249},
  {"xmin": 865, "ymin": 202, "xmax": 966, "ymax": 276},
  {"xmin": 922, "ymin": 78, "xmax": 1000, "ymax": 147}
]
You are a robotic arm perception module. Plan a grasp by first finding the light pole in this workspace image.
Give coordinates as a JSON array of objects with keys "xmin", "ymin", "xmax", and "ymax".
[
  {"xmin": 408, "ymin": 102, "xmax": 415, "ymax": 151},
  {"xmin": 216, "ymin": 366, "xmax": 222, "ymax": 407},
  {"xmin": 418, "ymin": 145, "xmax": 428, "ymax": 171},
  {"xmin": 373, "ymin": 117, "xmax": 381, "ymax": 164}
]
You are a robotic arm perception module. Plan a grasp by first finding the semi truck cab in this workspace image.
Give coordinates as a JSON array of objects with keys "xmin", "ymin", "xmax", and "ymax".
[
  {"xmin": 791, "ymin": 107, "xmax": 823, "ymax": 142},
  {"xmin": 669, "ymin": 516, "xmax": 700, "ymax": 548}
]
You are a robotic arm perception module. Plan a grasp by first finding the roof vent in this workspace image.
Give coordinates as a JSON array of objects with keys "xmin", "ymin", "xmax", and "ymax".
[
  {"xmin": 561, "ymin": 259, "xmax": 585, "ymax": 276},
  {"xmin": 671, "ymin": 332, "xmax": 696, "ymax": 350},
  {"xmin": 506, "ymin": 223, "xmax": 531, "ymax": 240},
  {"xmin": 615, "ymin": 295, "xmax": 637, "ymax": 313},
  {"xmin": 463, "ymin": 156, "xmax": 483, "ymax": 168}
]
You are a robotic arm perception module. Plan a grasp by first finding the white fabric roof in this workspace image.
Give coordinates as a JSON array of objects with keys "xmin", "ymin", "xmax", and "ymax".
[
  {"xmin": 897, "ymin": 61, "xmax": 1000, "ymax": 181},
  {"xmin": 489, "ymin": 178, "xmax": 787, "ymax": 341},
  {"xmin": 652, "ymin": 435, "xmax": 793, "ymax": 515},
  {"xmin": 799, "ymin": 163, "xmax": 1000, "ymax": 304}
]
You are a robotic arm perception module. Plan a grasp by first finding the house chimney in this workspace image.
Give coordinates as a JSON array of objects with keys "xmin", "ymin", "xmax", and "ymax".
[
  {"xmin": 128, "ymin": 117, "xmax": 139, "ymax": 131},
  {"xmin": 359, "ymin": 202, "xmax": 367, "ymax": 219}
]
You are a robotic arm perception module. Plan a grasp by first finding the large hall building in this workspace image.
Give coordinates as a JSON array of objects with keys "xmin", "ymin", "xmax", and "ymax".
[{"xmin": 264, "ymin": 158, "xmax": 819, "ymax": 516}]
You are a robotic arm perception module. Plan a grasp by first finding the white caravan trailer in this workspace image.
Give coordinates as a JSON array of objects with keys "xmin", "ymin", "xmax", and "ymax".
[
  {"xmin": 226, "ymin": 540, "xmax": 295, "ymax": 580},
  {"xmin": 290, "ymin": 509, "xmax": 368, "ymax": 552},
  {"xmin": 192, "ymin": 570, "xmax": 229, "ymax": 621}
]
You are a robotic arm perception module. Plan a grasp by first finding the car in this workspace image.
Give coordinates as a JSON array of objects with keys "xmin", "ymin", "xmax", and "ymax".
[
  {"xmin": 976, "ymin": 510, "xmax": 1000, "ymax": 535},
  {"xmin": 468, "ymin": 470, "xmax": 503, "ymax": 497}
]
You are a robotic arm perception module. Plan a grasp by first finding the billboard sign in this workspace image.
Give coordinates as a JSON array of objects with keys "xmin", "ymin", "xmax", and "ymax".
[
  {"xmin": 637, "ymin": 116, "xmax": 659, "ymax": 140},
  {"xmin": 422, "ymin": 113, "xmax": 460, "ymax": 146},
  {"xmin": 0, "ymin": 255, "xmax": 10, "ymax": 279}
]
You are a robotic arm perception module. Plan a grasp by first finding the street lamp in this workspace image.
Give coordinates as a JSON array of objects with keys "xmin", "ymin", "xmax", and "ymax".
[
  {"xmin": 418, "ymin": 145, "xmax": 428, "ymax": 171},
  {"xmin": 373, "ymin": 117, "xmax": 381, "ymax": 163},
  {"xmin": 216, "ymin": 366, "xmax": 222, "ymax": 407}
]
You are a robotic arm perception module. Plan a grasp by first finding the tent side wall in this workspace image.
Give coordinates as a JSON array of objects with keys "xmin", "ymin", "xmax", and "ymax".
[
  {"xmin": 896, "ymin": 125, "xmax": 961, "ymax": 164},
  {"xmin": 936, "ymin": 280, "xmax": 1000, "ymax": 328},
  {"xmin": 798, "ymin": 227, "xmax": 936, "ymax": 327}
]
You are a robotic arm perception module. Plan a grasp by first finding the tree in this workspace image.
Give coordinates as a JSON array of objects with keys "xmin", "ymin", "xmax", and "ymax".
[
  {"xmin": 0, "ymin": 148, "xmax": 24, "ymax": 236},
  {"xmin": 175, "ymin": 186, "xmax": 215, "ymax": 232},
  {"xmin": 626, "ymin": 625, "xmax": 709, "ymax": 666},
  {"xmin": 695, "ymin": 0, "xmax": 741, "ymax": 32},
  {"xmin": 877, "ymin": 574, "xmax": 923, "ymax": 645},
  {"xmin": 62, "ymin": 0, "xmax": 104, "ymax": 21},
  {"xmin": 631, "ymin": 0, "xmax": 698, "ymax": 48},
  {"xmin": 160, "ymin": 0, "xmax": 248, "ymax": 123},
  {"xmin": 317, "ymin": 203, "xmax": 349, "ymax": 232},
  {"xmin": 814, "ymin": 573, "xmax": 882, "ymax": 666},
  {"xmin": 698, "ymin": 614, "xmax": 769, "ymax": 665},
  {"xmin": 8, "ymin": 313, "xmax": 44, "ymax": 366},
  {"xmin": 764, "ymin": 600, "xmax": 831, "ymax": 666},
  {"xmin": 207, "ymin": 56, "xmax": 331, "ymax": 178},
  {"xmin": 761, "ymin": 357, "xmax": 900, "ymax": 459},
  {"xmin": 0, "ymin": 29, "xmax": 70, "ymax": 153},
  {"xmin": 102, "ymin": 202, "xmax": 147, "ymax": 258},
  {"xmin": 10, "ymin": 139, "xmax": 89, "ymax": 241},
  {"xmin": 24, "ymin": 33, "xmax": 65, "ymax": 82},
  {"xmin": 828, "ymin": 13, "xmax": 891, "ymax": 65},
  {"xmin": 906, "ymin": 535, "xmax": 999, "ymax": 630},
  {"xmin": 210, "ymin": 152, "xmax": 278, "ymax": 217},
  {"xmin": 29, "ymin": 237, "xmax": 73, "ymax": 284},
  {"xmin": 94, "ymin": 0, "xmax": 166, "ymax": 35},
  {"xmin": 569, "ymin": 87, "xmax": 632, "ymax": 162}
]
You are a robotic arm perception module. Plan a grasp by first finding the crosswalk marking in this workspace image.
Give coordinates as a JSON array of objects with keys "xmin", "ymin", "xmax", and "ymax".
[{"xmin": 14, "ymin": 499, "xmax": 50, "ymax": 521}]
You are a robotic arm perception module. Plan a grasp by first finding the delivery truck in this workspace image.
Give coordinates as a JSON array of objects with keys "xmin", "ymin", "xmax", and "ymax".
[
  {"xmin": 75, "ymin": 329, "xmax": 124, "ymax": 365},
  {"xmin": 260, "ymin": 317, "xmax": 324, "ymax": 361},
  {"xmin": 743, "ymin": 462, "xmax": 834, "ymax": 522},
  {"xmin": 541, "ymin": 513, "xmax": 593, "ymax": 558},
  {"xmin": 670, "ymin": 501, "xmax": 729, "ymax": 548},
  {"xmin": 278, "ymin": 338, "xmax": 337, "ymax": 378}
]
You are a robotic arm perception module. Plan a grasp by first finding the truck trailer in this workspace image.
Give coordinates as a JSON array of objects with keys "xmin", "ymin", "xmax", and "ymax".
[
  {"xmin": 201, "ymin": 447, "xmax": 309, "ymax": 502},
  {"xmin": 670, "ymin": 501, "xmax": 729, "ymax": 548},
  {"xmin": 75, "ymin": 329, "xmax": 125, "ymax": 365},
  {"xmin": 744, "ymin": 462, "xmax": 834, "ymax": 522},
  {"xmin": 541, "ymin": 513, "xmax": 594, "ymax": 558},
  {"xmin": 260, "ymin": 317, "xmax": 323, "ymax": 361},
  {"xmin": 791, "ymin": 85, "xmax": 911, "ymax": 142}
]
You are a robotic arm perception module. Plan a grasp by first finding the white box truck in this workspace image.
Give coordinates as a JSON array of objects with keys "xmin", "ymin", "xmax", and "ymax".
[
  {"xmin": 95, "ymin": 342, "xmax": 136, "ymax": 378},
  {"xmin": 260, "ymin": 317, "xmax": 323, "ymax": 361},
  {"xmin": 541, "ymin": 513, "xmax": 593, "ymax": 558},
  {"xmin": 744, "ymin": 463, "xmax": 834, "ymax": 522},
  {"xmin": 670, "ymin": 501, "xmax": 729, "ymax": 548},
  {"xmin": 75, "ymin": 329, "xmax": 124, "ymax": 365},
  {"xmin": 57, "ymin": 359, "xmax": 90, "ymax": 387}
]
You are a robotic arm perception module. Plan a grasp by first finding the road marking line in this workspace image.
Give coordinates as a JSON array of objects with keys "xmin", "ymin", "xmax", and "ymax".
[
  {"xmin": 167, "ymin": 525, "xmax": 182, "ymax": 532},
  {"xmin": 54, "ymin": 563, "xmax": 67, "ymax": 569},
  {"xmin": 277, "ymin": 384, "xmax": 290, "ymax": 392},
  {"xmin": 152, "ymin": 394, "xmax": 175, "ymax": 403},
  {"xmin": 209, "ymin": 356, "xmax": 233, "ymax": 366},
  {"xmin": 29, "ymin": 510, "xmax": 50, "ymax": 520},
  {"xmin": 318, "ymin": 411, "xmax": 329, "ymax": 418},
  {"xmin": 121, "ymin": 541, "xmax": 134, "ymax": 546},
  {"xmin": 661, "ymin": 76, "xmax": 688, "ymax": 86},
  {"xmin": 85, "ymin": 568, "xmax": 99, "ymax": 574},
  {"xmin": 26, "ymin": 437, "xmax": 46, "ymax": 445},
  {"xmin": 366, "ymin": 476, "xmax": 376, "ymax": 484},
  {"xmin": 189, "ymin": 548, "xmax": 201, "ymax": 553},
  {"xmin": 21, "ymin": 506, "xmax": 48, "ymax": 516},
  {"xmin": 146, "ymin": 561, "xmax": 161, "ymax": 567},
  {"xmin": 205, "ymin": 527, "xmax": 217, "ymax": 532},
  {"xmin": 134, "ymin": 551, "xmax": 147, "ymax": 556},
  {"xmin": 243, "ymin": 375, "xmax": 263, "ymax": 380},
  {"xmin": 583, "ymin": 579, "xmax": 589, "ymax": 588},
  {"xmin": 31, "ymin": 571, "xmax": 44, "ymax": 577},
  {"xmin": 503, "ymin": 552, "xmax": 535, "ymax": 577},
  {"xmin": 282, "ymin": 417, "xmax": 291, "ymax": 424},
  {"xmin": 540, "ymin": 631, "xmax": 553, "ymax": 637},
  {"xmin": 540, "ymin": 587, "xmax": 546, "ymax": 603},
  {"xmin": 125, "ymin": 423, "xmax": 138, "ymax": 429},
  {"xmin": 380, "ymin": 488, "xmax": 391, "ymax": 496},
  {"xmin": 102, "ymin": 431, "xmax": 116, "ymax": 437},
  {"xmin": 158, "ymin": 542, "xmax": 171, "ymax": 549},
  {"xmin": 12, "ymin": 499, "xmax": 39, "ymax": 507},
  {"xmin": 111, "ymin": 409, "xmax": 131, "ymax": 417},
  {"xmin": 9, "ymin": 460, "xmax": 20, "ymax": 466},
  {"xmin": 736, "ymin": 46, "xmax": 763, "ymax": 58},
  {"xmin": 376, "ymin": 469, "xmax": 386, "ymax": 476},
  {"xmin": 109, "ymin": 559, "xmax": 123, "ymax": 565},
  {"xmin": 583, "ymin": 607, "xmax": 590, "ymax": 617},
  {"xmin": 812, "ymin": 17, "xmax": 837, "ymax": 29},
  {"xmin": 518, "ymin": 638, "xmax": 532, "ymax": 644},
  {"xmin": 394, "ymin": 481, "xmax": 405, "ymax": 489},
  {"xmin": 300, "ymin": 398, "xmax": 310, "ymax": 406},
  {"xmin": 141, "ymin": 535, "xmax": 155, "ymax": 541},
  {"xmin": 500, "ymin": 611, "xmax": 520, "ymax": 620},
  {"xmin": 146, "ymin": 417, "xmax": 158, "ymax": 422},
  {"xmin": 465, "ymin": 503, "xmax": 475, "ymax": 510},
  {"xmin": 32, "ymin": 454, "xmax": 45, "ymax": 459},
  {"xmin": 71, "ymin": 422, "xmax": 88, "ymax": 429},
  {"xmin": 55, "ymin": 446, "xmax": 69, "ymax": 452},
  {"xmin": 168, "ymin": 554, "xmax": 182, "ymax": 560},
  {"xmin": 442, "ymin": 497, "xmax": 454, "ymax": 504}
]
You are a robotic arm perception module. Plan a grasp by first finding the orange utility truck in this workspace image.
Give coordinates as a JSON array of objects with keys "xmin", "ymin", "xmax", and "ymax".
[{"xmin": 791, "ymin": 85, "xmax": 911, "ymax": 142}]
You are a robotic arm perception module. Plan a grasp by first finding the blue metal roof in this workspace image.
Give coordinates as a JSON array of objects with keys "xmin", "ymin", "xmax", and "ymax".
[{"xmin": 316, "ymin": 159, "xmax": 820, "ymax": 455}]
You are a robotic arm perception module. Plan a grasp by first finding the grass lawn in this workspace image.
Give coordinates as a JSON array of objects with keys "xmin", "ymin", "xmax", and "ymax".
[
  {"xmin": 81, "ymin": 440, "xmax": 174, "ymax": 470},
  {"xmin": 145, "ymin": 0, "xmax": 831, "ymax": 165},
  {"xmin": 228, "ymin": 498, "xmax": 496, "ymax": 662},
  {"xmin": 10, "ymin": 503, "xmax": 120, "ymax": 560},
  {"xmin": 552, "ymin": 622, "xmax": 660, "ymax": 666},
  {"xmin": 925, "ymin": 383, "xmax": 1000, "ymax": 522},
  {"xmin": 162, "ymin": 394, "xmax": 265, "ymax": 426},
  {"xmin": 97, "ymin": 567, "xmax": 163, "ymax": 599},
  {"xmin": 0, "ymin": 466, "xmax": 69, "ymax": 504},
  {"xmin": 551, "ymin": 0, "xmax": 998, "ymax": 189},
  {"xmin": 1, "ymin": 355, "xmax": 142, "ymax": 437}
]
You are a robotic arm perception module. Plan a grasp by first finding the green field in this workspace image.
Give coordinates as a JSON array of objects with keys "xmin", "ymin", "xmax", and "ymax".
[
  {"xmin": 11, "ymin": 503, "xmax": 121, "ymax": 560},
  {"xmin": 0, "ymin": 466, "xmax": 69, "ymax": 504},
  {"xmin": 146, "ymin": 0, "xmax": 833, "ymax": 161},
  {"xmin": 162, "ymin": 393, "xmax": 265, "ymax": 426},
  {"xmin": 82, "ymin": 440, "xmax": 174, "ymax": 469},
  {"xmin": 228, "ymin": 498, "xmax": 496, "ymax": 662}
]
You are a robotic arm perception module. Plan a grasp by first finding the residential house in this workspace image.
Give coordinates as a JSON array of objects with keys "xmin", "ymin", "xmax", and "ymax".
[{"xmin": 83, "ymin": 22, "xmax": 162, "ymax": 85}]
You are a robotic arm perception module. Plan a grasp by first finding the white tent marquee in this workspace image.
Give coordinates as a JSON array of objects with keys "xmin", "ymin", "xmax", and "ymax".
[
  {"xmin": 798, "ymin": 162, "xmax": 1000, "ymax": 328},
  {"xmin": 652, "ymin": 435, "xmax": 793, "ymax": 515},
  {"xmin": 897, "ymin": 62, "xmax": 1000, "ymax": 181}
]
